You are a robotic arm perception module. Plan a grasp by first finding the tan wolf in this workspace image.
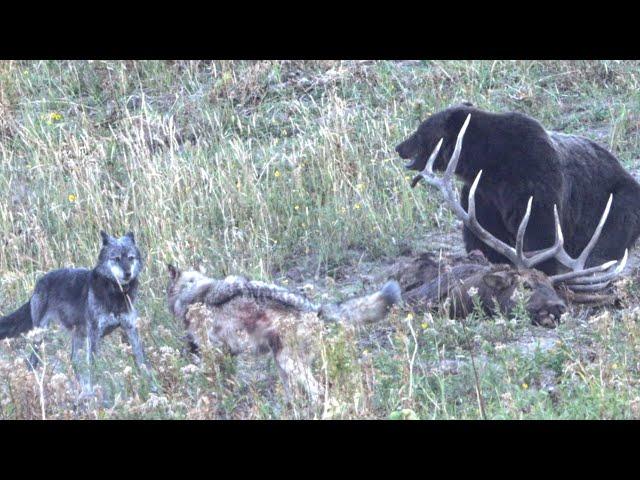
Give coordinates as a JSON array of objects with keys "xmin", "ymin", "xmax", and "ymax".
[{"xmin": 166, "ymin": 265, "xmax": 401, "ymax": 403}]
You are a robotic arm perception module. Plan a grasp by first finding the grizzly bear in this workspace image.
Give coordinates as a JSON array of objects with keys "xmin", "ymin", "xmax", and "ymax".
[{"xmin": 395, "ymin": 103, "xmax": 640, "ymax": 275}]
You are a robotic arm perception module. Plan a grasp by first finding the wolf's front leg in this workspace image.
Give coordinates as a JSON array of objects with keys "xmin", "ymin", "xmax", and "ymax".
[
  {"xmin": 123, "ymin": 324, "xmax": 146, "ymax": 369},
  {"xmin": 121, "ymin": 319, "xmax": 157, "ymax": 393},
  {"xmin": 71, "ymin": 327, "xmax": 94, "ymax": 398}
]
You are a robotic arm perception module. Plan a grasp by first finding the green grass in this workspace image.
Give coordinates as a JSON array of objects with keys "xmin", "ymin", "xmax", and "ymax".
[{"xmin": 1, "ymin": 60, "xmax": 640, "ymax": 419}]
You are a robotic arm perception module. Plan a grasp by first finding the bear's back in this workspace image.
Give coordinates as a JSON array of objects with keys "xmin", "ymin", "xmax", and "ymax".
[{"xmin": 548, "ymin": 131, "xmax": 636, "ymax": 187}]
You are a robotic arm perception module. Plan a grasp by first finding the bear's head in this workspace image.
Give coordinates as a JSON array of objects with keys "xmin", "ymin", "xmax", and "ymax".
[{"xmin": 395, "ymin": 102, "xmax": 475, "ymax": 173}]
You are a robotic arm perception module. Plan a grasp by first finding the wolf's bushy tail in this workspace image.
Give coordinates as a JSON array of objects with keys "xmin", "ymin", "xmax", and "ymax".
[
  {"xmin": 319, "ymin": 280, "xmax": 402, "ymax": 325},
  {"xmin": 245, "ymin": 280, "xmax": 320, "ymax": 312},
  {"xmin": 200, "ymin": 276, "xmax": 320, "ymax": 312},
  {"xmin": 209, "ymin": 277, "xmax": 401, "ymax": 324},
  {"xmin": 0, "ymin": 300, "xmax": 33, "ymax": 339}
]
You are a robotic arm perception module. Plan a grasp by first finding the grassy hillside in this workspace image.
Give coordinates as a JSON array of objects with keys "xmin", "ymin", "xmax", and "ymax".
[{"xmin": 1, "ymin": 60, "xmax": 640, "ymax": 419}]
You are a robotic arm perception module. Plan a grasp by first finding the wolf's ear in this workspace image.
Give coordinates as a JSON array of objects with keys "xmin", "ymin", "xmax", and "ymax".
[
  {"xmin": 100, "ymin": 230, "xmax": 112, "ymax": 246},
  {"xmin": 461, "ymin": 101, "xmax": 474, "ymax": 107},
  {"xmin": 125, "ymin": 231, "xmax": 135, "ymax": 243},
  {"xmin": 167, "ymin": 264, "xmax": 180, "ymax": 280}
]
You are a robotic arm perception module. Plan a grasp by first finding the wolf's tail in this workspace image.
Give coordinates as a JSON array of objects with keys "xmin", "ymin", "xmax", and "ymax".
[
  {"xmin": 245, "ymin": 280, "xmax": 321, "ymax": 313},
  {"xmin": 319, "ymin": 280, "xmax": 402, "ymax": 325},
  {"xmin": 0, "ymin": 300, "xmax": 33, "ymax": 340}
]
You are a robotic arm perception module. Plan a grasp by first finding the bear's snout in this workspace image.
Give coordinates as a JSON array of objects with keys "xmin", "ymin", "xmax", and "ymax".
[{"xmin": 395, "ymin": 141, "xmax": 410, "ymax": 159}]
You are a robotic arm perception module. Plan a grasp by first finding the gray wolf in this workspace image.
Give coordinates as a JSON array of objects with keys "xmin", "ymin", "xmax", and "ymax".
[
  {"xmin": 396, "ymin": 103, "xmax": 640, "ymax": 275},
  {"xmin": 0, "ymin": 231, "xmax": 147, "ymax": 395},
  {"xmin": 166, "ymin": 265, "xmax": 401, "ymax": 403}
]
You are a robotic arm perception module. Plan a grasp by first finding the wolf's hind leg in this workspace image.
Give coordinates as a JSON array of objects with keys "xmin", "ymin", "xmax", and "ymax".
[
  {"xmin": 26, "ymin": 294, "xmax": 48, "ymax": 369},
  {"xmin": 273, "ymin": 348, "xmax": 322, "ymax": 405}
]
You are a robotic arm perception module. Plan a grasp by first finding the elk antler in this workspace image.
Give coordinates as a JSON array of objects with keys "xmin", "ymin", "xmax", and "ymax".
[{"xmin": 411, "ymin": 113, "xmax": 627, "ymax": 292}]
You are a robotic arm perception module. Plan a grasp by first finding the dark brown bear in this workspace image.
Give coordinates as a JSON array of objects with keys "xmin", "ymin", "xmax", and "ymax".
[{"xmin": 396, "ymin": 103, "xmax": 640, "ymax": 275}]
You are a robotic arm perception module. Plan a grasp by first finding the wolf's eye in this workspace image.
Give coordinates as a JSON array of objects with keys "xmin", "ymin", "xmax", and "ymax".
[
  {"xmin": 114, "ymin": 256, "xmax": 121, "ymax": 262},
  {"xmin": 128, "ymin": 255, "xmax": 135, "ymax": 261}
]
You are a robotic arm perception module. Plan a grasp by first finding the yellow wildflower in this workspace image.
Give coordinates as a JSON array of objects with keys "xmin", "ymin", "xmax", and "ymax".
[
  {"xmin": 274, "ymin": 170, "xmax": 281, "ymax": 178},
  {"xmin": 68, "ymin": 194, "xmax": 77, "ymax": 203}
]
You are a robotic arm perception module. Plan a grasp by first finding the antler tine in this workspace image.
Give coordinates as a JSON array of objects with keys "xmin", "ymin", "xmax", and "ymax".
[
  {"xmin": 515, "ymin": 197, "xmax": 533, "ymax": 261},
  {"xmin": 520, "ymin": 204, "xmax": 565, "ymax": 269},
  {"xmin": 548, "ymin": 194, "xmax": 624, "ymax": 292},
  {"xmin": 568, "ymin": 282, "xmax": 613, "ymax": 292},
  {"xmin": 466, "ymin": 170, "xmax": 522, "ymax": 266},
  {"xmin": 565, "ymin": 252, "xmax": 625, "ymax": 291},
  {"xmin": 410, "ymin": 138, "xmax": 443, "ymax": 188},
  {"xmin": 552, "ymin": 249, "xmax": 628, "ymax": 286},
  {"xmin": 554, "ymin": 194, "xmax": 613, "ymax": 270},
  {"xmin": 550, "ymin": 260, "xmax": 618, "ymax": 284},
  {"xmin": 576, "ymin": 193, "xmax": 613, "ymax": 268},
  {"xmin": 426, "ymin": 138, "xmax": 444, "ymax": 175},
  {"xmin": 444, "ymin": 113, "xmax": 472, "ymax": 181}
]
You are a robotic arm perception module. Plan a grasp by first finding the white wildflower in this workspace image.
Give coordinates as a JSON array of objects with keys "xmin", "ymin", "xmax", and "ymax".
[{"xmin": 180, "ymin": 364, "xmax": 199, "ymax": 377}]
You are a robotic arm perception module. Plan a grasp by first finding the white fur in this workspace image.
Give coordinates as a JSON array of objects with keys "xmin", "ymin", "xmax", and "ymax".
[{"xmin": 110, "ymin": 263, "xmax": 125, "ymax": 283}]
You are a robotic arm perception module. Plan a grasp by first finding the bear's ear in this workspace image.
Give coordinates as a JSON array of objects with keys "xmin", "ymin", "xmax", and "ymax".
[
  {"xmin": 167, "ymin": 264, "xmax": 180, "ymax": 280},
  {"xmin": 483, "ymin": 271, "xmax": 513, "ymax": 291},
  {"xmin": 125, "ymin": 231, "xmax": 135, "ymax": 244},
  {"xmin": 100, "ymin": 230, "xmax": 112, "ymax": 246}
]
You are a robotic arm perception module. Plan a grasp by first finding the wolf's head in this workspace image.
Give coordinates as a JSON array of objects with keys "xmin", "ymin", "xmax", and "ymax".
[
  {"xmin": 166, "ymin": 264, "xmax": 212, "ymax": 318},
  {"xmin": 96, "ymin": 231, "xmax": 143, "ymax": 286}
]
